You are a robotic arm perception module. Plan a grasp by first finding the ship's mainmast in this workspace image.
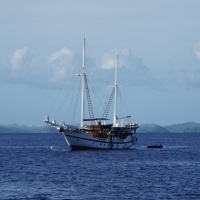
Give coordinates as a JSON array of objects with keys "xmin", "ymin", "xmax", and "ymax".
[{"xmin": 81, "ymin": 38, "xmax": 86, "ymax": 127}]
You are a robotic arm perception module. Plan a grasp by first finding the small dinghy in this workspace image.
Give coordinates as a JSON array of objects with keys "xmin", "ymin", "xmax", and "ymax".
[{"xmin": 146, "ymin": 144, "xmax": 163, "ymax": 148}]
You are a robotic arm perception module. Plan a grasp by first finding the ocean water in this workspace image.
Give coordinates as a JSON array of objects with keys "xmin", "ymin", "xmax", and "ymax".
[{"xmin": 0, "ymin": 132, "xmax": 199, "ymax": 200}]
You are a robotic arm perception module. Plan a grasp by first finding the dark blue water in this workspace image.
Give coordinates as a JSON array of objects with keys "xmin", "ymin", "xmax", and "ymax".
[{"xmin": 0, "ymin": 132, "xmax": 199, "ymax": 200}]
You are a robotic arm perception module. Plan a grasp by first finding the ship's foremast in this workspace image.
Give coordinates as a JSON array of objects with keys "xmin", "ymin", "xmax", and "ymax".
[{"xmin": 113, "ymin": 54, "xmax": 118, "ymax": 126}]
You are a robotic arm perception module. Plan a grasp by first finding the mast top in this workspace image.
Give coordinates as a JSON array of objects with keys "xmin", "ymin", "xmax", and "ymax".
[{"xmin": 82, "ymin": 38, "xmax": 85, "ymax": 73}]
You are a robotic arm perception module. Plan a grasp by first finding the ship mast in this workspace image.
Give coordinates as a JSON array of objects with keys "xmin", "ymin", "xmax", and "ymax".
[
  {"xmin": 81, "ymin": 38, "xmax": 85, "ymax": 127},
  {"xmin": 113, "ymin": 53, "xmax": 118, "ymax": 126}
]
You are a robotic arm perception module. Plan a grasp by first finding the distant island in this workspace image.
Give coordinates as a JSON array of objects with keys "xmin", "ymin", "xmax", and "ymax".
[
  {"xmin": 0, "ymin": 122, "xmax": 200, "ymax": 133},
  {"xmin": 137, "ymin": 122, "xmax": 200, "ymax": 133}
]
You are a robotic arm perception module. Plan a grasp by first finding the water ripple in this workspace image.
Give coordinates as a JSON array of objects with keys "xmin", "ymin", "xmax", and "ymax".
[{"xmin": 0, "ymin": 133, "xmax": 199, "ymax": 199}]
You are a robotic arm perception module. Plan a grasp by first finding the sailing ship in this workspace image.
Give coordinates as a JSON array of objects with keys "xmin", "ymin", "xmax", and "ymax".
[{"xmin": 44, "ymin": 38, "xmax": 139, "ymax": 150}]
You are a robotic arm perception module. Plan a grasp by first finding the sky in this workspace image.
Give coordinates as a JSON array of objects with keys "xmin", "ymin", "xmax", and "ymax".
[{"xmin": 1, "ymin": 0, "xmax": 200, "ymax": 126}]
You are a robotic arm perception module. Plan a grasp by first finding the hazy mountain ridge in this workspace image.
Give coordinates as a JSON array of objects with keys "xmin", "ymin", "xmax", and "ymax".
[
  {"xmin": 1, "ymin": 122, "xmax": 200, "ymax": 133},
  {"xmin": 138, "ymin": 122, "xmax": 200, "ymax": 133},
  {"xmin": 0, "ymin": 124, "xmax": 55, "ymax": 133},
  {"xmin": 137, "ymin": 124, "xmax": 169, "ymax": 133},
  {"xmin": 164, "ymin": 122, "xmax": 200, "ymax": 133}
]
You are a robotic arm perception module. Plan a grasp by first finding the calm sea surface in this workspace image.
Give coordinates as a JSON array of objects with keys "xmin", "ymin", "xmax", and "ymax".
[{"xmin": 0, "ymin": 132, "xmax": 199, "ymax": 200}]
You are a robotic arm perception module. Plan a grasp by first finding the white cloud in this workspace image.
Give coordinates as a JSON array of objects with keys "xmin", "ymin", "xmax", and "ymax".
[
  {"xmin": 48, "ymin": 48, "xmax": 73, "ymax": 63},
  {"xmin": 100, "ymin": 52, "xmax": 116, "ymax": 69},
  {"xmin": 47, "ymin": 48, "xmax": 74, "ymax": 82},
  {"xmin": 10, "ymin": 47, "xmax": 28, "ymax": 71},
  {"xmin": 194, "ymin": 42, "xmax": 200, "ymax": 60},
  {"xmin": 100, "ymin": 48, "xmax": 133, "ymax": 69}
]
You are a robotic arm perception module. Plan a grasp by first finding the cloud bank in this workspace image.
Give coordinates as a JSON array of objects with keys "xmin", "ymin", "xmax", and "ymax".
[
  {"xmin": 0, "ymin": 46, "xmax": 165, "ymax": 90},
  {"xmin": 100, "ymin": 48, "xmax": 159, "ymax": 87},
  {"xmin": 0, "ymin": 47, "xmax": 75, "ymax": 88},
  {"xmin": 2, "ymin": 45, "xmax": 200, "ymax": 90}
]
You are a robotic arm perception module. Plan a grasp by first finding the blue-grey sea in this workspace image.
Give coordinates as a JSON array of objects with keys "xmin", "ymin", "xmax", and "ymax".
[{"xmin": 0, "ymin": 132, "xmax": 199, "ymax": 200}]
